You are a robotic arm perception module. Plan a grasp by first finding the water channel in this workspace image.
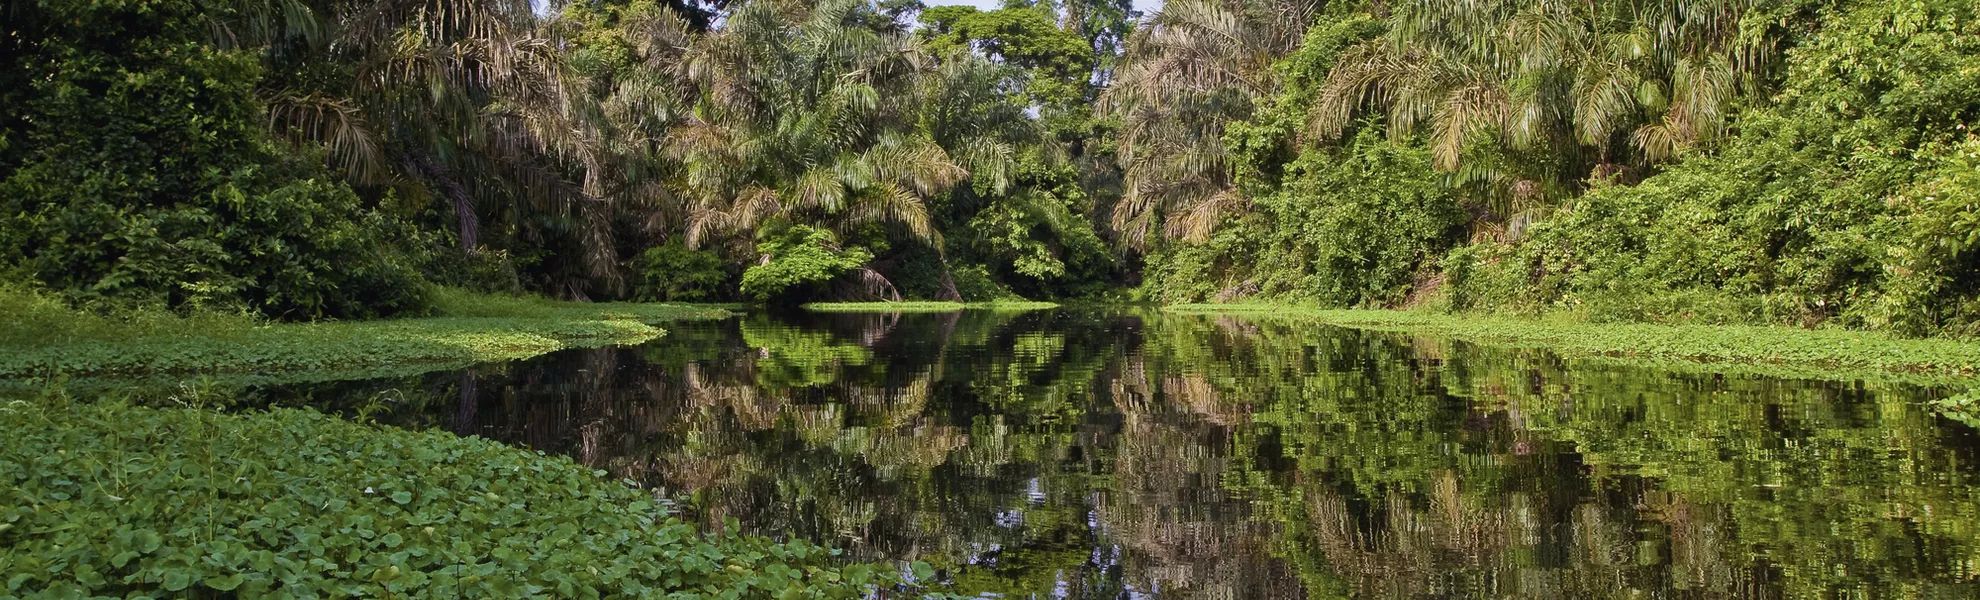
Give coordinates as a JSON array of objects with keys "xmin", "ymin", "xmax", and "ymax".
[{"xmin": 252, "ymin": 308, "xmax": 1980, "ymax": 598}]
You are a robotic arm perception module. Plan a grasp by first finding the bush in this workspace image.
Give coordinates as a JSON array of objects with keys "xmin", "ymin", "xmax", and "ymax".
[
  {"xmin": 950, "ymin": 264, "xmax": 1016, "ymax": 301},
  {"xmin": 1138, "ymin": 224, "xmax": 1262, "ymax": 304},
  {"xmin": 1445, "ymin": 0, "xmax": 1980, "ymax": 335},
  {"xmin": 0, "ymin": 397, "xmax": 906, "ymax": 598},
  {"xmin": 630, "ymin": 243, "xmax": 732, "ymax": 302},
  {"xmin": 1259, "ymin": 129, "xmax": 1462, "ymax": 306},
  {"xmin": 1140, "ymin": 129, "xmax": 1461, "ymax": 306},
  {"xmin": 0, "ymin": 284, "xmax": 258, "ymax": 352},
  {"xmin": 421, "ymin": 246, "xmax": 528, "ymax": 297},
  {"xmin": 739, "ymin": 227, "xmax": 873, "ymax": 302},
  {"xmin": 0, "ymin": 0, "xmax": 429, "ymax": 320},
  {"xmin": 958, "ymin": 163, "xmax": 1117, "ymax": 300},
  {"xmin": 1878, "ymin": 137, "xmax": 1980, "ymax": 337}
]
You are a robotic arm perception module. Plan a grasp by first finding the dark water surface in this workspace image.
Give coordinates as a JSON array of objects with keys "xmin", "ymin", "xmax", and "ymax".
[{"xmin": 264, "ymin": 308, "xmax": 1980, "ymax": 598}]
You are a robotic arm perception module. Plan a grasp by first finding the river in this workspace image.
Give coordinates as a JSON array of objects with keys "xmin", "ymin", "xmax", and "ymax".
[{"xmin": 255, "ymin": 308, "xmax": 1980, "ymax": 598}]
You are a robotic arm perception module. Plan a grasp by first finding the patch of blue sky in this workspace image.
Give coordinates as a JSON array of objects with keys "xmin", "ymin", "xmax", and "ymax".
[{"xmin": 930, "ymin": 0, "xmax": 1163, "ymax": 16}]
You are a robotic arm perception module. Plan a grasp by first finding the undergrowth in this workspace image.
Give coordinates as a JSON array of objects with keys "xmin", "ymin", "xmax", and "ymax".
[
  {"xmin": 800, "ymin": 301, "xmax": 1062, "ymax": 313},
  {"xmin": 0, "ymin": 394, "xmax": 924, "ymax": 598},
  {"xmin": 801, "ymin": 302, "xmax": 969, "ymax": 313},
  {"xmin": 0, "ymin": 286, "xmax": 730, "ymax": 379},
  {"xmin": 1167, "ymin": 304, "xmax": 1980, "ymax": 382}
]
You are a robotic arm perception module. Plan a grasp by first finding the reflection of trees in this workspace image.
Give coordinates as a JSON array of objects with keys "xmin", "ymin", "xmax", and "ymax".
[
  {"xmin": 259, "ymin": 310, "xmax": 1980, "ymax": 599},
  {"xmin": 167, "ymin": 312, "xmax": 1158, "ymax": 595},
  {"xmin": 1482, "ymin": 358, "xmax": 1980, "ymax": 599},
  {"xmin": 1155, "ymin": 317, "xmax": 1980, "ymax": 599},
  {"xmin": 1283, "ymin": 473, "xmax": 1771, "ymax": 598},
  {"xmin": 1101, "ymin": 348, "xmax": 1307, "ymax": 598}
]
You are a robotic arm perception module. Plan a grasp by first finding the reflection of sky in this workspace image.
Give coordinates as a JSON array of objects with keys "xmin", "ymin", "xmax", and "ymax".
[
  {"xmin": 931, "ymin": 0, "xmax": 1164, "ymax": 16},
  {"xmin": 533, "ymin": 0, "xmax": 1166, "ymax": 21}
]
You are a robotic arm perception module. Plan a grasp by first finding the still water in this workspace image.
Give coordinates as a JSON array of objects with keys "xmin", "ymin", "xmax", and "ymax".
[{"xmin": 265, "ymin": 308, "xmax": 1980, "ymax": 598}]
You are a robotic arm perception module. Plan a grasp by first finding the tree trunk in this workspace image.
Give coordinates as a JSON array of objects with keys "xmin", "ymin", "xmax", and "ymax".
[
  {"xmin": 453, "ymin": 369, "xmax": 479, "ymax": 436},
  {"xmin": 935, "ymin": 257, "xmax": 963, "ymax": 302},
  {"xmin": 404, "ymin": 153, "xmax": 479, "ymax": 255}
]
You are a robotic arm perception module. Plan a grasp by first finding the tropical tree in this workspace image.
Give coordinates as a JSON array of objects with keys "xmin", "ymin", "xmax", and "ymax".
[
  {"xmin": 0, "ymin": 0, "xmax": 440, "ymax": 318},
  {"xmin": 130, "ymin": 0, "xmax": 621, "ymax": 297},
  {"xmin": 1310, "ymin": 0, "xmax": 1779, "ymax": 209},
  {"xmin": 1101, "ymin": 0, "xmax": 1320, "ymax": 247},
  {"xmin": 667, "ymin": 0, "xmax": 1079, "ymax": 300},
  {"xmin": 914, "ymin": 14, "xmax": 1120, "ymax": 298},
  {"xmin": 673, "ymin": 0, "xmax": 962, "ymax": 249}
]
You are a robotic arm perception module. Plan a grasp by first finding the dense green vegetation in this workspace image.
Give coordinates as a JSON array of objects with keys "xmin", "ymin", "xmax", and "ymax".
[
  {"xmin": 1116, "ymin": 0, "xmax": 1980, "ymax": 338},
  {"xmin": 4, "ymin": 0, "xmax": 1975, "ymax": 337},
  {"xmin": 1, "ymin": 0, "xmax": 1133, "ymax": 314},
  {"xmin": 1169, "ymin": 304, "xmax": 1980, "ymax": 383},
  {"xmin": 801, "ymin": 301, "xmax": 1061, "ymax": 312},
  {"xmin": 0, "ymin": 286, "xmax": 726, "ymax": 379},
  {"xmin": 5, "ymin": 0, "xmax": 1979, "ymax": 595},
  {"xmin": 0, "ymin": 0, "xmax": 432, "ymax": 319},
  {"xmin": 0, "ymin": 395, "xmax": 919, "ymax": 598}
]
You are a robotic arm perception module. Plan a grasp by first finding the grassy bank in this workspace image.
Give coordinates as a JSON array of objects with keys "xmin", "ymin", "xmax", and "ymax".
[
  {"xmin": 801, "ymin": 301, "xmax": 1061, "ymax": 313},
  {"xmin": 0, "ymin": 287, "xmax": 730, "ymax": 379},
  {"xmin": 968, "ymin": 301, "xmax": 1062, "ymax": 311},
  {"xmin": 803, "ymin": 301, "xmax": 967, "ymax": 312},
  {"xmin": 1167, "ymin": 304, "xmax": 1980, "ymax": 382},
  {"xmin": 0, "ymin": 396, "xmax": 903, "ymax": 598}
]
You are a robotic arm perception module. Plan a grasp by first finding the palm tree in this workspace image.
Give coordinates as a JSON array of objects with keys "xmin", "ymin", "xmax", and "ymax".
[
  {"xmin": 671, "ymin": 0, "xmax": 1053, "ymax": 299},
  {"xmin": 221, "ymin": 0, "xmax": 1063, "ymax": 299},
  {"xmin": 1310, "ymin": 0, "xmax": 1769, "ymax": 209},
  {"xmin": 234, "ymin": 0, "xmax": 641, "ymax": 295},
  {"xmin": 1100, "ymin": 0, "xmax": 1319, "ymax": 248},
  {"xmin": 673, "ymin": 0, "xmax": 966, "ymax": 251}
]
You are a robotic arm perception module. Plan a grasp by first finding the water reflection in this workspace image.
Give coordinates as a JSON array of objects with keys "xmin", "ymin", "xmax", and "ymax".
[{"xmin": 258, "ymin": 309, "xmax": 1980, "ymax": 599}]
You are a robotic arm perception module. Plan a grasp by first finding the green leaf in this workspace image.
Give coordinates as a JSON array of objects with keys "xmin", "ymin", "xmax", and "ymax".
[
  {"xmin": 163, "ymin": 571, "xmax": 192, "ymax": 592},
  {"xmin": 205, "ymin": 573, "xmax": 246, "ymax": 591},
  {"xmin": 134, "ymin": 529, "xmax": 162, "ymax": 553}
]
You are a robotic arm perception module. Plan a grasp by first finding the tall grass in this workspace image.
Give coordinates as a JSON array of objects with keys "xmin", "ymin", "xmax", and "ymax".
[
  {"xmin": 0, "ymin": 284, "xmax": 258, "ymax": 344},
  {"xmin": 1167, "ymin": 304, "xmax": 1980, "ymax": 382},
  {"xmin": 0, "ymin": 285, "xmax": 731, "ymax": 379},
  {"xmin": 427, "ymin": 286, "xmax": 731, "ymax": 320}
]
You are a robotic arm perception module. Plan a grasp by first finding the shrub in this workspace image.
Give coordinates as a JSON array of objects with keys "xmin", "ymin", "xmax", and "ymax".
[
  {"xmin": 1878, "ymin": 137, "xmax": 1980, "ymax": 337},
  {"xmin": 421, "ymin": 246, "xmax": 528, "ymax": 297},
  {"xmin": 949, "ymin": 264, "xmax": 1016, "ymax": 301},
  {"xmin": 1444, "ymin": 0, "xmax": 1980, "ymax": 335},
  {"xmin": 1259, "ymin": 129, "xmax": 1462, "ymax": 306},
  {"xmin": 1138, "ymin": 224, "xmax": 1262, "ymax": 304},
  {"xmin": 739, "ymin": 227, "xmax": 873, "ymax": 302},
  {"xmin": 0, "ymin": 0, "xmax": 429, "ymax": 320},
  {"xmin": 959, "ymin": 170, "xmax": 1116, "ymax": 300},
  {"xmin": 630, "ymin": 243, "xmax": 732, "ymax": 302},
  {"xmin": 0, "ymin": 397, "xmax": 908, "ymax": 598},
  {"xmin": 1140, "ymin": 129, "xmax": 1461, "ymax": 306}
]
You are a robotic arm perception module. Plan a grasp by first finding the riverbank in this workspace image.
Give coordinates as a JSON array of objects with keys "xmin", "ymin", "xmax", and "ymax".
[
  {"xmin": 0, "ymin": 288, "xmax": 731, "ymax": 380},
  {"xmin": 1167, "ymin": 304, "xmax": 1980, "ymax": 383},
  {"xmin": 0, "ymin": 396, "xmax": 899, "ymax": 598},
  {"xmin": 802, "ymin": 301, "xmax": 1061, "ymax": 312}
]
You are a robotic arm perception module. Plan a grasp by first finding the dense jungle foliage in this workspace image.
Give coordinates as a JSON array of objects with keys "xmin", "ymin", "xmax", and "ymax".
[
  {"xmin": 1119, "ymin": 0, "xmax": 1980, "ymax": 338},
  {"xmin": 0, "ymin": 0, "xmax": 1134, "ymax": 315},
  {"xmin": 3, "ymin": 0, "xmax": 1977, "ymax": 335}
]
